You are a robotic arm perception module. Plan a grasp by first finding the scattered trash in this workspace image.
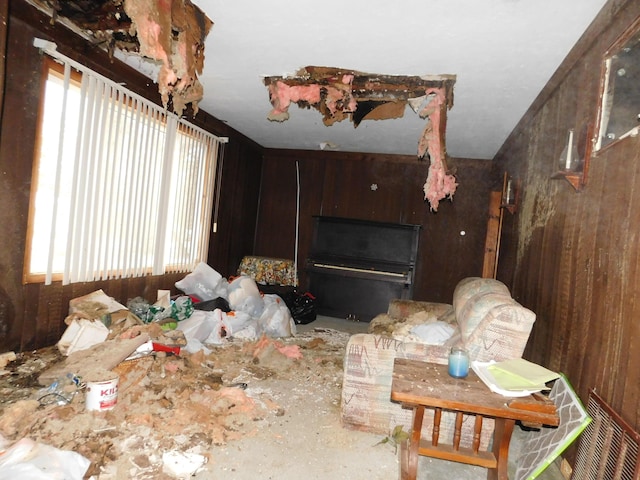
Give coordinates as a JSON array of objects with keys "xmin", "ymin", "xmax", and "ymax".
[
  {"xmin": 38, "ymin": 334, "xmax": 150, "ymax": 387},
  {"xmin": 57, "ymin": 318, "xmax": 109, "ymax": 355},
  {"xmin": 0, "ymin": 262, "xmax": 329, "ymax": 476},
  {"xmin": 374, "ymin": 425, "xmax": 410, "ymax": 454},
  {"xmin": 37, "ymin": 373, "xmax": 84, "ymax": 406},
  {"xmin": 162, "ymin": 450, "xmax": 207, "ymax": 477},
  {"xmin": 0, "ymin": 313, "xmax": 356, "ymax": 477}
]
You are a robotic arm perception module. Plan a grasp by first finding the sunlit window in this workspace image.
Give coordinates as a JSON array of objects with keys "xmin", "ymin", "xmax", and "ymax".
[{"xmin": 25, "ymin": 57, "xmax": 224, "ymax": 285}]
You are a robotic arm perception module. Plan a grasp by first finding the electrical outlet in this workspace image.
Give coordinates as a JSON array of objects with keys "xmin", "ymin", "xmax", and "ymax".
[{"xmin": 560, "ymin": 459, "xmax": 573, "ymax": 479}]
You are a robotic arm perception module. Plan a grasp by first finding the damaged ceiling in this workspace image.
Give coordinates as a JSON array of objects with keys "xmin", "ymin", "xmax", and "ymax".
[
  {"xmin": 263, "ymin": 66, "xmax": 458, "ymax": 208},
  {"xmin": 30, "ymin": 0, "xmax": 212, "ymax": 115},
  {"xmin": 27, "ymin": 0, "xmax": 608, "ymax": 161}
]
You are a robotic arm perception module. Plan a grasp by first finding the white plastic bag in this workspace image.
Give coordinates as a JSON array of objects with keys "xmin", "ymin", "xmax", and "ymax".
[
  {"xmin": 258, "ymin": 295, "xmax": 296, "ymax": 338},
  {"xmin": 227, "ymin": 276, "xmax": 264, "ymax": 317},
  {"xmin": 177, "ymin": 310, "xmax": 215, "ymax": 342},
  {"xmin": 0, "ymin": 435, "xmax": 90, "ymax": 479},
  {"xmin": 175, "ymin": 263, "xmax": 228, "ymax": 301},
  {"xmin": 177, "ymin": 310, "xmax": 229, "ymax": 353},
  {"xmin": 202, "ymin": 309, "xmax": 260, "ymax": 343},
  {"xmin": 203, "ymin": 309, "xmax": 229, "ymax": 344},
  {"xmin": 224, "ymin": 310, "xmax": 256, "ymax": 337}
]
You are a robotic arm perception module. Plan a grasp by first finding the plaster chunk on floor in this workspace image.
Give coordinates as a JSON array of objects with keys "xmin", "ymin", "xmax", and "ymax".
[
  {"xmin": 0, "ymin": 399, "xmax": 40, "ymax": 437},
  {"xmin": 0, "ymin": 328, "xmax": 366, "ymax": 478}
]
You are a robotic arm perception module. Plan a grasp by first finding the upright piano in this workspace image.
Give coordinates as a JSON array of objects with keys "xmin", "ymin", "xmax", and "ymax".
[{"xmin": 305, "ymin": 216, "xmax": 421, "ymax": 321}]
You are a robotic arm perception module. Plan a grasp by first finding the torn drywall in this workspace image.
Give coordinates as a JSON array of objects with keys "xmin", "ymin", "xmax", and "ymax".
[
  {"xmin": 29, "ymin": 0, "xmax": 213, "ymax": 115},
  {"xmin": 124, "ymin": 0, "xmax": 212, "ymax": 115}
]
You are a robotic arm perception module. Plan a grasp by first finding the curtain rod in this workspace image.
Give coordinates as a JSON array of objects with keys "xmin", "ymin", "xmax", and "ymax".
[{"xmin": 32, "ymin": 38, "xmax": 229, "ymax": 144}]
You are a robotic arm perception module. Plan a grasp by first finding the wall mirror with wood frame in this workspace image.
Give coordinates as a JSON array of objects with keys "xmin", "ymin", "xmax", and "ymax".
[{"xmin": 595, "ymin": 16, "xmax": 640, "ymax": 151}]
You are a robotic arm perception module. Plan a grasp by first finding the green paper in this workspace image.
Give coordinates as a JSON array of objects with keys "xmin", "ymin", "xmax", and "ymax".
[{"xmin": 487, "ymin": 358, "xmax": 559, "ymax": 391}]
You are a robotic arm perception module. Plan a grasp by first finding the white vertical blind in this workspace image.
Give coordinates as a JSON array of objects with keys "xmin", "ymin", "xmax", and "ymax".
[
  {"xmin": 45, "ymin": 62, "xmax": 72, "ymax": 285},
  {"xmin": 30, "ymin": 39, "xmax": 227, "ymax": 285}
]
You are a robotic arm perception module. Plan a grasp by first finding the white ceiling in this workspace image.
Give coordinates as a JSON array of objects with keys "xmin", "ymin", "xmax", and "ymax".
[{"xmin": 191, "ymin": 0, "xmax": 608, "ymax": 159}]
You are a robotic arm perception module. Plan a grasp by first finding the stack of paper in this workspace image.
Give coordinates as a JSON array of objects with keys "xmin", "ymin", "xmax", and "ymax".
[{"xmin": 472, "ymin": 358, "xmax": 560, "ymax": 397}]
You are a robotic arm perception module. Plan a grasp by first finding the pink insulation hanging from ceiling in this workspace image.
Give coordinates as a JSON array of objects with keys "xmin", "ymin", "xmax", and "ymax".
[
  {"xmin": 124, "ymin": 0, "xmax": 213, "ymax": 115},
  {"xmin": 418, "ymin": 88, "xmax": 458, "ymax": 211}
]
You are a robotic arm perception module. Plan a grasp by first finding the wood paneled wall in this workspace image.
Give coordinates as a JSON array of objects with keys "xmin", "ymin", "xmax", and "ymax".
[
  {"xmin": 254, "ymin": 149, "xmax": 493, "ymax": 302},
  {"xmin": 494, "ymin": 0, "xmax": 640, "ymax": 436},
  {"xmin": 0, "ymin": 1, "xmax": 262, "ymax": 352}
]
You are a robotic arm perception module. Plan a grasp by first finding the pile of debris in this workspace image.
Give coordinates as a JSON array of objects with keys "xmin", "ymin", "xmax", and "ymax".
[{"xmin": 0, "ymin": 263, "xmax": 342, "ymax": 479}]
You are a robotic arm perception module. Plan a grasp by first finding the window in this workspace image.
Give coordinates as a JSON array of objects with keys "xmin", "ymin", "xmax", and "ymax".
[{"xmin": 25, "ymin": 51, "xmax": 226, "ymax": 285}]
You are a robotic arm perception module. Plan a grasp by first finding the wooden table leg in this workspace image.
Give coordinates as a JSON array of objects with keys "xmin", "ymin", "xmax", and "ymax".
[
  {"xmin": 399, "ymin": 436, "xmax": 409, "ymax": 480},
  {"xmin": 488, "ymin": 418, "xmax": 516, "ymax": 480},
  {"xmin": 401, "ymin": 404, "xmax": 425, "ymax": 480}
]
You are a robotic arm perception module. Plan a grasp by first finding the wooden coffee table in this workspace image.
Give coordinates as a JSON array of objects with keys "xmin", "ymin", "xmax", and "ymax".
[{"xmin": 390, "ymin": 358, "xmax": 559, "ymax": 480}]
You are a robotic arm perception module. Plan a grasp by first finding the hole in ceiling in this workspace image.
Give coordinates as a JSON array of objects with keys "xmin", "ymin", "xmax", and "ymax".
[{"xmin": 263, "ymin": 66, "xmax": 459, "ymax": 211}]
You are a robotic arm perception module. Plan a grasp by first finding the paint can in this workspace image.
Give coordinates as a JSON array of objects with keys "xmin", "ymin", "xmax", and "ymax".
[{"xmin": 85, "ymin": 374, "xmax": 119, "ymax": 411}]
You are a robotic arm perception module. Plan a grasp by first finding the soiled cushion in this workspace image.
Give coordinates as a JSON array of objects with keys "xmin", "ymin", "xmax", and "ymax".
[
  {"xmin": 387, "ymin": 299, "xmax": 453, "ymax": 319},
  {"xmin": 453, "ymin": 277, "xmax": 535, "ymax": 362},
  {"xmin": 459, "ymin": 294, "xmax": 536, "ymax": 362},
  {"xmin": 452, "ymin": 277, "xmax": 510, "ymax": 315},
  {"xmin": 457, "ymin": 291, "xmax": 513, "ymax": 341}
]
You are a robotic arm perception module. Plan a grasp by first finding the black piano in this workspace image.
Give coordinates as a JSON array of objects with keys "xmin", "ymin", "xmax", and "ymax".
[{"xmin": 305, "ymin": 216, "xmax": 421, "ymax": 321}]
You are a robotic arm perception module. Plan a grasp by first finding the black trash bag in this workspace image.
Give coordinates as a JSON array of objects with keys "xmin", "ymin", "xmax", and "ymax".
[
  {"xmin": 285, "ymin": 291, "xmax": 317, "ymax": 325},
  {"xmin": 257, "ymin": 285, "xmax": 317, "ymax": 324},
  {"xmin": 193, "ymin": 296, "xmax": 231, "ymax": 312}
]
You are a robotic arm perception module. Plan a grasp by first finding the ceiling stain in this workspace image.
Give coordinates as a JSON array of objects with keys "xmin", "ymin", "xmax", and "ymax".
[{"xmin": 264, "ymin": 66, "xmax": 458, "ymax": 210}]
